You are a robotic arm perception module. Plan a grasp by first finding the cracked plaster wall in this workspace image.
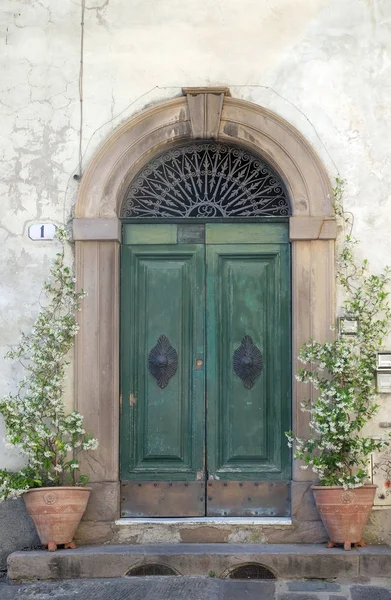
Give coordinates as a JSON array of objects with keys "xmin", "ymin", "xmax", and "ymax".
[{"xmin": 0, "ymin": 0, "xmax": 391, "ymax": 548}]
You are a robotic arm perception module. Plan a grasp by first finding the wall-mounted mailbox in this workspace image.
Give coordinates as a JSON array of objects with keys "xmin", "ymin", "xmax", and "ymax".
[
  {"xmin": 377, "ymin": 352, "xmax": 391, "ymax": 369},
  {"xmin": 377, "ymin": 372, "xmax": 391, "ymax": 394},
  {"xmin": 338, "ymin": 316, "xmax": 359, "ymax": 336},
  {"xmin": 375, "ymin": 352, "xmax": 391, "ymax": 393}
]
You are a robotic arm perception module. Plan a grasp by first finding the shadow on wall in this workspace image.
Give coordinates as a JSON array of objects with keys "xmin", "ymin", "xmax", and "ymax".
[{"xmin": 0, "ymin": 499, "xmax": 40, "ymax": 571}]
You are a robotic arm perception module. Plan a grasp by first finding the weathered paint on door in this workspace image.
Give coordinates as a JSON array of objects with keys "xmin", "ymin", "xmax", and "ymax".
[{"xmin": 120, "ymin": 223, "xmax": 291, "ymax": 517}]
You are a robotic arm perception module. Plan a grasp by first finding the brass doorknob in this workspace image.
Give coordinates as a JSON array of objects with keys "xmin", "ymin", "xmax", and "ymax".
[{"xmin": 196, "ymin": 359, "xmax": 203, "ymax": 368}]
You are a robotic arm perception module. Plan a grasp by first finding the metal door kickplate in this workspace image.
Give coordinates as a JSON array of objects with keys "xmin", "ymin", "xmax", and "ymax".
[
  {"xmin": 206, "ymin": 481, "xmax": 290, "ymax": 517},
  {"xmin": 121, "ymin": 481, "xmax": 205, "ymax": 517}
]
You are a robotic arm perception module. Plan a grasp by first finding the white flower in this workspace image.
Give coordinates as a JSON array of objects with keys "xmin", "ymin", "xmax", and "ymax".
[{"xmin": 82, "ymin": 439, "xmax": 98, "ymax": 451}]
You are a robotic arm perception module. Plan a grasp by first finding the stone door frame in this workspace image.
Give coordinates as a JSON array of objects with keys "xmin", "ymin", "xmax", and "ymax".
[{"xmin": 73, "ymin": 88, "xmax": 336, "ymax": 522}]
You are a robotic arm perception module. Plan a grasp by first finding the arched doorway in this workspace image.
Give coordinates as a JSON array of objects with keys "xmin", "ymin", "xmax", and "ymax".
[
  {"xmin": 120, "ymin": 141, "xmax": 291, "ymax": 517},
  {"xmin": 73, "ymin": 88, "xmax": 335, "ymax": 531}
]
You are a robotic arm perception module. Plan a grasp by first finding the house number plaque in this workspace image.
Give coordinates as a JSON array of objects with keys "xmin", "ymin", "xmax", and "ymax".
[{"xmin": 28, "ymin": 223, "xmax": 56, "ymax": 240}]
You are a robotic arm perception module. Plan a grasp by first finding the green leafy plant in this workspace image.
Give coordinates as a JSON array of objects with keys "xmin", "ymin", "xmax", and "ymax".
[
  {"xmin": 0, "ymin": 227, "xmax": 98, "ymax": 501},
  {"xmin": 286, "ymin": 179, "xmax": 391, "ymax": 489}
]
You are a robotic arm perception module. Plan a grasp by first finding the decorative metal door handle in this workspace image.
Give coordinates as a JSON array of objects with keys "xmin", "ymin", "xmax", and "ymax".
[
  {"xmin": 233, "ymin": 335, "xmax": 263, "ymax": 389},
  {"xmin": 148, "ymin": 335, "xmax": 178, "ymax": 389}
]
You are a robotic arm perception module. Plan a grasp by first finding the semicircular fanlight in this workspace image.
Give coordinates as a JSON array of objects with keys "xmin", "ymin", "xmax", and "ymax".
[{"xmin": 122, "ymin": 142, "xmax": 290, "ymax": 218}]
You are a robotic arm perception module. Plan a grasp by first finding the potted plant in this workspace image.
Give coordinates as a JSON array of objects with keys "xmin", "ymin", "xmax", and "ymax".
[
  {"xmin": 286, "ymin": 179, "xmax": 391, "ymax": 551},
  {"xmin": 0, "ymin": 227, "xmax": 98, "ymax": 551}
]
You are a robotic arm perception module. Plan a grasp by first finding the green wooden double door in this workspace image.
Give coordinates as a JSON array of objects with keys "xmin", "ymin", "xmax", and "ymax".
[{"xmin": 120, "ymin": 222, "xmax": 291, "ymax": 517}]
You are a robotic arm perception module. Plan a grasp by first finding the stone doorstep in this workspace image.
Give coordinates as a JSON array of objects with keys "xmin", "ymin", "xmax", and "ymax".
[{"xmin": 7, "ymin": 543, "xmax": 391, "ymax": 583}]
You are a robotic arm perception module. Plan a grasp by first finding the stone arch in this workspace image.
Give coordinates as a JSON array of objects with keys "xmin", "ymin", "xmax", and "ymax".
[
  {"xmin": 75, "ymin": 93, "xmax": 333, "ymax": 221},
  {"xmin": 73, "ymin": 89, "xmax": 335, "ymax": 525}
]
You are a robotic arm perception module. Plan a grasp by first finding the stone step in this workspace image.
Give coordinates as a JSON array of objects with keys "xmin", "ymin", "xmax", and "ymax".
[{"xmin": 7, "ymin": 543, "xmax": 391, "ymax": 582}]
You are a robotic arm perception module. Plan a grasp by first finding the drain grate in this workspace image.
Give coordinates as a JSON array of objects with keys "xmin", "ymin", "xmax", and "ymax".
[
  {"xmin": 228, "ymin": 563, "xmax": 276, "ymax": 580},
  {"xmin": 126, "ymin": 564, "xmax": 178, "ymax": 577}
]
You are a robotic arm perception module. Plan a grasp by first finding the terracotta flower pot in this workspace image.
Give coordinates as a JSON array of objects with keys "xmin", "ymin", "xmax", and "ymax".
[
  {"xmin": 24, "ymin": 486, "xmax": 91, "ymax": 551},
  {"xmin": 312, "ymin": 484, "xmax": 376, "ymax": 551}
]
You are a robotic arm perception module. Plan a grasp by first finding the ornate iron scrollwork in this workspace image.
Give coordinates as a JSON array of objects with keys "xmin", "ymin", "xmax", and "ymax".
[
  {"xmin": 148, "ymin": 335, "xmax": 178, "ymax": 389},
  {"xmin": 122, "ymin": 142, "xmax": 290, "ymax": 218},
  {"xmin": 233, "ymin": 335, "xmax": 263, "ymax": 389}
]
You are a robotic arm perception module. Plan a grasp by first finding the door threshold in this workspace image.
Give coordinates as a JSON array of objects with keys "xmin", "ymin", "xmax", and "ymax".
[{"xmin": 116, "ymin": 517, "xmax": 292, "ymax": 525}]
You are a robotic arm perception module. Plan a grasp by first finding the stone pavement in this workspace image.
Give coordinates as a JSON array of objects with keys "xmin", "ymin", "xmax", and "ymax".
[{"xmin": 1, "ymin": 577, "xmax": 391, "ymax": 599}]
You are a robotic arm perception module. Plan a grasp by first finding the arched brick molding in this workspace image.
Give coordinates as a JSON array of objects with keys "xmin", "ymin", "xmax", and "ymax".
[{"xmin": 73, "ymin": 89, "xmax": 335, "ymax": 527}]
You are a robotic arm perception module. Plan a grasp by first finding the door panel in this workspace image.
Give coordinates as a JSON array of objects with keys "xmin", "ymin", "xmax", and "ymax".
[
  {"xmin": 206, "ymin": 235, "xmax": 291, "ymax": 516},
  {"xmin": 205, "ymin": 222, "xmax": 289, "ymax": 244},
  {"xmin": 121, "ymin": 239, "xmax": 205, "ymax": 516}
]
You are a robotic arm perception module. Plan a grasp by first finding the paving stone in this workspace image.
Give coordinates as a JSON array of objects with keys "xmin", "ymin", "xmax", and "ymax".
[
  {"xmin": 351, "ymin": 586, "xmax": 391, "ymax": 600},
  {"xmin": 1, "ymin": 579, "xmax": 218, "ymax": 600},
  {"xmin": 0, "ymin": 577, "xmax": 275, "ymax": 600},
  {"xmin": 0, "ymin": 583, "xmax": 18, "ymax": 600},
  {"xmin": 279, "ymin": 595, "xmax": 324, "ymax": 600},
  {"xmin": 2, "ymin": 578, "xmax": 391, "ymax": 600},
  {"xmin": 220, "ymin": 579, "xmax": 275, "ymax": 599},
  {"xmin": 288, "ymin": 581, "xmax": 340, "ymax": 591}
]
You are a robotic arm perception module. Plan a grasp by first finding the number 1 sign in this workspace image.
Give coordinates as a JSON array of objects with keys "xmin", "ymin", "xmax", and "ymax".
[{"xmin": 28, "ymin": 224, "xmax": 56, "ymax": 240}]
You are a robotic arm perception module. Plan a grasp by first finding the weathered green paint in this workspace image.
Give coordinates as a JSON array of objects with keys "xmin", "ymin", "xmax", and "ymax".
[
  {"xmin": 120, "ymin": 241, "xmax": 205, "ymax": 481},
  {"xmin": 206, "ymin": 237, "xmax": 291, "ymax": 485},
  {"xmin": 205, "ymin": 223, "xmax": 289, "ymax": 244},
  {"xmin": 122, "ymin": 224, "xmax": 177, "ymax": 245},
  {"xmin": 121, "ymin": 223, "xmax": 291, "ymax": 515}
]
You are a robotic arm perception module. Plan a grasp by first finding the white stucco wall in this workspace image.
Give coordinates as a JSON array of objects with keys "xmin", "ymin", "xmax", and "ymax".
[{"xmin": 1, "ymin": 0, "xmax": 391, "ymax": 476}]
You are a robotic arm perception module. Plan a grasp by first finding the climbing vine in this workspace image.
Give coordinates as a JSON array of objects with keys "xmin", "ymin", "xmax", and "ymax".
[
  {"xmin": 0, "ymin": 227, "xmax": 98, "ymax": 500},
  {"xmin": 286, "ymin": 179, "xmax": 391, "ymax": 488}
]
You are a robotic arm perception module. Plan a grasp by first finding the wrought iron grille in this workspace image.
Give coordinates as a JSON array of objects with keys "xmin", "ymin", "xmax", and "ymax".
[
  {"xmin": 228, "ymin": 563, "xmax": 276, "ymax": 580},
  {"xmin": 127, "ymin": 564, "xmax": 178, "ymax": 577},
  {"xmin": 121, "ymin": 142, "xmax": 290, "ymax": 218}
]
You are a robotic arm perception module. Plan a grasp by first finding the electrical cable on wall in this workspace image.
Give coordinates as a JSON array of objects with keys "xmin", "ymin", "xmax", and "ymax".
[{"xmin": 78, "ymin": 0, "xmax": 85, "ymax": 179}]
